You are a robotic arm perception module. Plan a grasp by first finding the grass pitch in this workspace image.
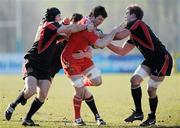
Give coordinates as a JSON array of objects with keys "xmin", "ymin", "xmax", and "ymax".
[{"xmin": 0, "ymin": 74, "xmax": 180, "ymax": 128}]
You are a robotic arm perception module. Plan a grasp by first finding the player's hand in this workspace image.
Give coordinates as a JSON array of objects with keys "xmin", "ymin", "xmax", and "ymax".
[
  {"xmin": 62, "ymin": 17, "xmax": 70, "ymax": 25},
  {"xmin": 72, "ymin": 50, "xmax": 85, "ymax": 59},
  {"xmin": 84, "ymin": 46, "xmax": 92, "ymax": 58},
  {"xmin": 95, "ymin": 29, "xmax": 104, "ymax": 38},
  {"xmin": 72, "ymin": 48, "xmax": 92, "ymax": 59}
]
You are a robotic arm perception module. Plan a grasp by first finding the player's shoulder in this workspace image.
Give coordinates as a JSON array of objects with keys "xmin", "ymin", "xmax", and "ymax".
[
  {"xmin": 44, "ymin": 21, "xmax": 61, "ymax": 29},
  {"xmin": 128, "ymin": 20, "xmax": 146, "ymax": 30}
]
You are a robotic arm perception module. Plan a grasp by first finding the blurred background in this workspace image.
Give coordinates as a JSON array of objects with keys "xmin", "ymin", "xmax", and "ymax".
[{"xmin": 0, "ymin": 0, "xmax": 180, "ymax": 74}]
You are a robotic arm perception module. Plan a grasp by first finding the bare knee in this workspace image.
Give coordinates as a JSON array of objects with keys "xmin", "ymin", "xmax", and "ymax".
[
  {"xmin": 130, "ymin": 75, "xmax": 143, "ymax": 88},
  {"xmin": 37, "ymin": 91, "xmax": 48, "ymax": 102},
  {"xmin": 74, "ymin": 86, "xmax": 85, "ymax": 99},
  {"xmin": 24, "ymin": 76, "xmax": 37, "ymax": 99},
  {"xmin": 91, "ymin": 77, "xmax": 102, "ymax": 86},
  {"xmin": 147, "ymin": 87, "xmax": 157, "ymax": 98},
  {"xmin": 24, "ymin": 86, "xmax": 36, "ymax": 99},
  {"xmin": 37, "ymin": 80, "xmax": 51, "ymax": 102}
]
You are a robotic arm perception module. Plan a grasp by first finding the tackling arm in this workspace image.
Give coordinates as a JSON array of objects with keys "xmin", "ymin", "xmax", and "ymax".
[
  {"xmin": 93, "ymin": 26, "xmax": 123, "ymax": 49},
  {"xmin": 113, "ymin": 28, "xmax": 131, "ymax": 40},
  {"xmin": 57, "ymin": 24, "xmax": 86, "ymax": 34},
  {"xmin": 107, "ymin": 41, "xmax": 135, "ymax": 56},
  {"xmin": 57, "ymin": 22, "xmax": 95, "ymax": 35}
]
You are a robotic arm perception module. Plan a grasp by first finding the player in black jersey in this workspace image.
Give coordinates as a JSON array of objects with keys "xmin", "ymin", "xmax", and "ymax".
[
  {"xmin": 107, "ymin": 4, "xmax": 173, "ymax": 126},
  {"xmin": 4, "ymin": 7, "xmax": 93, "ymax": 126},
  {"xmin": 50, "ymin": 13, "xmax": 83, "ymax": 79}
]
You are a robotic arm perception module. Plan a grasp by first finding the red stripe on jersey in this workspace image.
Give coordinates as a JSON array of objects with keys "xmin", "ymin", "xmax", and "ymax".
[
  {"xmin": 46, "ymin": 22, "xmax": 58, "ymax": 30},
  {"xmin": 130, "ymin": 20, "xmax": 154, "ymax": 51},
  {"xmin": 38, "ymin": 22, "xmax": 58, "ymax": 53},
  {"xmin": 161, "ymin": 55, "xmax": 169, "ymax": 75},
  {"xmin": 38, "ymin": 27, "xmax": 45, "ymax": 53},
  {"xmin": 38, "ymin": 33, "xmax": 57, "ymax": 54},
  {"xmin": 130, "ymin": 20, "xmax": 142, "ymax": 30},
  {"xmin": 131, "ymin": 34, "xmax": 154, "ymax": 50},
  {"xmin": 140, "ymin": 22, "xmax": 154, "ymax": 50}
]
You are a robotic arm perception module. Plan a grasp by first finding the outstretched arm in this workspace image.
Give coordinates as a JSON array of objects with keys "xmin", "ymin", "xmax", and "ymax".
[
  {"xmin": 57, "ymin": 23, "xmax": 94, "ymax": 34},
  {"xmin": 93, "ymin": 26, "xmax": 124, "ymax": 49},
  {"xmin": 113, "ymin": 28, "xmax": 130, "ymax": 40},
  {"xmin": 107, "ymin": 41, "xmax": 135, "ymax": 56}
]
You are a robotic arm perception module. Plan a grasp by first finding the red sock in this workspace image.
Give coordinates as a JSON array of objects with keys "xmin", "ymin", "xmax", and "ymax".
[
  {"xmin": 73, "ymin": 96, "xmax": 82, "ymax": 119},
  {"xmin": 83, "ymin": 78, "xmax": 93, "ymax": 86}
]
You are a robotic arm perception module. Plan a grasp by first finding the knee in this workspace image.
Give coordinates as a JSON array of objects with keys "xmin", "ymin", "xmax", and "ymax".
[
  {"xmin": 24, "ymin": 86, "xmax": 36, "ymax": 98},
  {"xmin": 91, "ymin": 77, "xmax": 102, "ymax": 86},
  {"xmin": 74, "ymin": 87, "xmax": 85, "ymax": 99},
  {"xmin": 147, "ymin": 87, "xmax": 156, "ymax": 97},
  {"xmin": 37, "ymin": 91, "xmax": 48, "ymax": 102},
  {"xmin": 130, "ymin": 75, "xmax": 142, "ymax": 87}
]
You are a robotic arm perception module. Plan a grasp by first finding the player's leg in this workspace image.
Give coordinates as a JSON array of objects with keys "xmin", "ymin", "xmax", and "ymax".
[
  {"xmin": 71, "ymin": 75, "xmax": 86, "ymax": 126},
  {"xmin": 22, "ymin": 79, "xmax": 51, "ymax": 126},
  {"xmin": 83, "ymin": 88, "xmax": 106, "ymax": 125},
  {"xmin": 140, "ymin": 53, "xmax": 173, "ymax": 126},
  {"xmin": 5, "ymin": 76, "xmax": 37, "ymax": 121},
  {"xmin": 82, "ymin": 65, "xmax": 106, "ymax": 125},
  {"xmin": 125, "ymin": 64, "xmax": 150, "ymax": 122},
  {"xmin": 140, "ymin": 76, "xmax": 164, "ymax": 126}
]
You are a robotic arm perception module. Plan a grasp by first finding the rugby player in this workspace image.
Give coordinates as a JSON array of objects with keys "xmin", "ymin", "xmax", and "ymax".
[
  {"xmin": 107, "ymin": 4, "xmax": 173, "ymax": 126},
  {"xmin": 4, "ymin": 7, "xmax": 93, "ymax": 126},
  {"xmin": 61, "ymin": 6, "xmax": 123, "ymax": 126}
]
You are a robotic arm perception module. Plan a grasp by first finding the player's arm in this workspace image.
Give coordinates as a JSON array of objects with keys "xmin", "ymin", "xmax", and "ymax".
[
  {"xmin": 107, "ymin": 41, "xmax": 135, "ymax": 56},
  {"xmin": 93, "ymin": 26, "xmax": 123, "ymax": 49},
  {"xmin": 113, "ymin": 28, "xmax": 130, "ymax": 40},
  {"xmin": 57, "ymin": 23, "xmax": 94, "ymax": 34}
]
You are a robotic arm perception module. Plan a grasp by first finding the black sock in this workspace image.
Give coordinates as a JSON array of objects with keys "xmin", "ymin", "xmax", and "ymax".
[
  {"xmin": 25, "ymin": 98, "xmax": 44, "ymax": 120},
  {"xmin": 131, "ymin": 86, "xmax": 143, "ymax": 114},
  {"xmin": 85, "ymin": 96, "xmax": 100, "ymax": 119},
  {"xmin": 149, "ymin": 96, "xmax": 158, "ymax": 119},
  {"xmin": 11, "ymin": 91, "xmax": 26, "ymax": 109}
]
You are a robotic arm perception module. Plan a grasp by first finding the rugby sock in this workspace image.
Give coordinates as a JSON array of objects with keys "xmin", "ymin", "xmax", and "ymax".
[
  {"xmin": 131, "ymin": 86, "xmax": 143, "ymax": 114},
  {"xmin": 11, "ymin": 91, "xmax": 26, "ymax": 109},
  {"xmin": 85, "ymin": 96, "xmax": 100, "ymax": 119},
  {"xmin": 149, "ymin": 96, "xmax": 158, "ymax": 118},
  {"xmin": 25, "ymin": 98, "xmax": 43, "ymax": 119},
  {"xmin": 83, "ymin": 78, "xmax": 93, "ymax": 86},
  {"xmin": 73, "ymin": 96, "xmax": 82, "ymax": 119}
]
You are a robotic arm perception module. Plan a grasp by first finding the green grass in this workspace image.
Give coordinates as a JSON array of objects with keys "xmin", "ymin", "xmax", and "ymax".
[{"xmin": 0, "ymin": 74, "xmax": 180, "ymax": 128}]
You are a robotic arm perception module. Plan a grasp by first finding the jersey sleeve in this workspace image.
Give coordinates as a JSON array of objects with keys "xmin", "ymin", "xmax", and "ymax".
[{"xmin": 83, "ymin": 31, "xmax": 99, "ymax": 45}]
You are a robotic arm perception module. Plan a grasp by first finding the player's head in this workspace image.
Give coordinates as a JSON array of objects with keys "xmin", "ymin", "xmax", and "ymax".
[
  {"xmin": 70, "ymin": 13, "xmax": 83, "ymax": 24},
  {"xmin": 125, "ymin": 4, "xmax": 144, "ymax": 22},
  {"xmin": 89, "ymin": 6, "xmax": 108, "ymax": 27},
  {"xmin": 44, "ymin": 7, "xmax": 61, "ymax": 22}
]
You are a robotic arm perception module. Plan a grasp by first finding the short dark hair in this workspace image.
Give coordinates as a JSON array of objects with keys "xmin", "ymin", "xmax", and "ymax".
[
  {"xmin": 127, "ymin": 4, "xmax": 144, "ymax": 20},
  {"xmin": 44, "ymin": 7, "xmax": 61, "ymax": 22},
  {"xmin": 71, "ymin": 13, "xmax": 83, "ymax": 23},
  {"xmin": 89, "ymin": 6, "xmax": 107, "ymax": 18}
]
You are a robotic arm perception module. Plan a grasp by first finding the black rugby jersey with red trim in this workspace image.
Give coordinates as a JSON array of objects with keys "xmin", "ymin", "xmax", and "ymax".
[
  {"xmin": 24, "ymin": 21, "xmax": 63, "ymax": 72},
  {"xmin": 126, "ymin": 20, "xmax": 168, "ymax": 60}
]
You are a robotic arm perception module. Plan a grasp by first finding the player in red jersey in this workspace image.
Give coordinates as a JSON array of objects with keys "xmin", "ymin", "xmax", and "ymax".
[
  {"xmin": 61, "ymin": 6, "xmax": 122, "ymax": 126},
  {"xmin": 107, "ymin": 4, "xmax": 173, "ymax": 126},
  {"xmin": 4, "ymin": 7, "xmax": 93, "ymax": 126}
]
